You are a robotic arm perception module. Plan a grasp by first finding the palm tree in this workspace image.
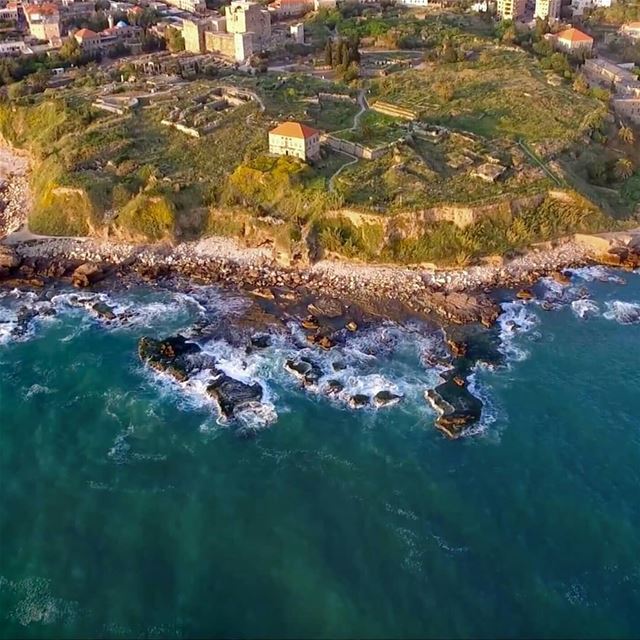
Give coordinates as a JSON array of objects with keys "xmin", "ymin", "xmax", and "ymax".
[
  {"xmin": 618, "ymin": 125, "xmax": 635, "ymax": 145},
  {"xmin": 615, "ymin": 157, "xmax": 635, "ymax": 181}
]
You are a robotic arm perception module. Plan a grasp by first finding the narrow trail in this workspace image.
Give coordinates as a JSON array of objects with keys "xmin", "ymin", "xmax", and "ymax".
[{"xmin": 327, "ymin": 90, "xmax": 369, "ymax": 193}]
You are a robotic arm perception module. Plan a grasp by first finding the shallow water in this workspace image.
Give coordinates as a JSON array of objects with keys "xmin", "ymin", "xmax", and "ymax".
[{"xmin": 0, "ymin": 270, "xmax": 639, "ymax": 638}]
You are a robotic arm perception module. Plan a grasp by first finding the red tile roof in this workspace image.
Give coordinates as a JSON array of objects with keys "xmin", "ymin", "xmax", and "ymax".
[
  {"xmin": 24, "ymin": 3, "xmax": 59, "ymax": 15},
  {"xmin": 269, "ymin": 121, "xmax": 319, "ymax": 139},
  {"xmin": 556, "ymin": 27, "xmax": 593, "ymax": 43},
  {"xmin": 75, "ymin": 28, "xmax": 98, "ymax": 39}
]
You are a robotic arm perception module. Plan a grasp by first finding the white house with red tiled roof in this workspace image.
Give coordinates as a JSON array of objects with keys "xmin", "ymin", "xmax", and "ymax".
[
  {"xmin": 619, "ymin": 22, "xmax": 640, "ymax": 41},
  {"xmin": 555, "ymin": 27, "xmax": 594, "ymax": 53},
  {"xmin": 269, "ymin": 122, "xmax": 320, "ymax": 161}
]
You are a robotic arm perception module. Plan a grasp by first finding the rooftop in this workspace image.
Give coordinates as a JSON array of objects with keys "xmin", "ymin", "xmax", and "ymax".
[
  {"xmin": 270, "ymin": 121, "xmax": 319, "ymax": 139},
  {"xmin": 24, "ymin": 3, "xmax": 59, "ymax": 15},
  {"xmin": 556, "ymin": 27, "xmax": 593, "ymax": 43},
  {"xmin": 75, "ymin": 28, "xmax": 99, "ymax": 39}
]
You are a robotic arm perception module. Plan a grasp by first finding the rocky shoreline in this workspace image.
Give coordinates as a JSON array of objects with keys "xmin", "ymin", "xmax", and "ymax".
[{"xmin": 1, "ymin": 140, "xmax": 639, "ymax": 438}]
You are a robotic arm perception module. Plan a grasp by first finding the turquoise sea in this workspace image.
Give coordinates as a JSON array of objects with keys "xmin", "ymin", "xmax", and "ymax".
[{"xmin": 0, "ymin": 268, "xmax": 639, "ymax": 639}]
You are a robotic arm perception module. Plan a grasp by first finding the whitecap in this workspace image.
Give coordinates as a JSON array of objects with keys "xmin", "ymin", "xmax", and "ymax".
[
  {"xmin": 497, "ymin": 301, "xmax": 539, "ymax": 362},
  {"xmin": 603, "ymin": 301, "xmax": 640, "ymax": 325},
  {"xmin": 571, "ymin": 299, "xmax": 600, "ymax": 320}
]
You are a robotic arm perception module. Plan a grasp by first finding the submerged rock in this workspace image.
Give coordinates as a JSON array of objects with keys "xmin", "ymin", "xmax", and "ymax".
[
  {"xmin": 206, "ymin": 372, "xmax": 263, "ymax": 419},
  {"xmin": 92, "ymin": 301, "xmax": 116, "ymax": 321},
  {"xmin": 325, "ymin": 379, "xmax": 344, "ymax": 395},
  {"xmin": 284, "ymin": 357, "xmax": 323, "ymax": 387},
  {"xmin": 425, "ymin": 379, "xmax": 482, "ymax": 439},
  {"xmin": 373, "ymin": 390, "xmax": 402, "ymax": 407},
  {"xmin": 138, "ymin": 335, "xmax": 201, "ymax": 382},
  {"xmin": 516, "ymin": 288, "xmax": 534, "ymax": 301},
  {"xmin": 349, "ymin": 394, "xmax": 370, "ymax": 409}
]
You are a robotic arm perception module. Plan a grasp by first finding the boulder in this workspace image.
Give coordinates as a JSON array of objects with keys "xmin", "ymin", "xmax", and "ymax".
[
  {"xmin": 307, "ymin": 298, "xmax": 344, "ymax": 319},
  {"xmin": 92, "ymin": 302, "xmax": 116, "ymax": 321},
  {"xmin": 446, "ymin": 339, "xmax": 467, "ymax": 358},
  {"xmin": 138, "ymin": 335, "xmax": 201, "ymax": 382},
  {"xmin": 516, "ymin": 289, "xmax": 534, "ymax": 301},
  {"xmin": 373, "ymin": 390, "xmax": 402, "ymax": 407},
  {"xmin": 71, "ymin": 263, "xmax": 106, "ymax": 288},
  {"xmin": 0, "ymin": 246, "xmax": 20, "ymax": 273},
  {"xmin": 348, "ymin": 394, "xmax": 370, "ymax": 409},
  {"xmin": 425, "ymin": 379, "xmax": 482, "ymax": 439},
  {"xmin": 207, "ymin": 372, "xmax": 263, "ymax": 419},
  {"xmin": 284, "ymin": 357, "xmax": 323, "ymax": 387},
  {"xmin": 325, "ymin": 379, "xmax": 344, "ymax": 395},
  {"xmin": 306, "ymin": 333, "xmax": 335, "ymax": 350}
]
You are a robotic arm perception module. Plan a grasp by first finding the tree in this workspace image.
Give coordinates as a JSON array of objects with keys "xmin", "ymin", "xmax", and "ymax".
[
  {"xmin": 572, "ymin": 74, "xmax": 589, "ymax": 94},
  {"xmin": 166, "ymin": 26, "xmax": 185, "ymax": 53},
  {"xmin": 618, "ymin": 125, "xmax": 635, "ymax": 145},
  {"xmin": 615, "ymin": 157, "xmax": 635, "ymax": 180},
  {"xmin": 324, "ymin": 40, "xmax": 333, "ymax": 67},
  {"xmin": 434, "ymin": 80, "xmax": 455, "ymax": 102}
]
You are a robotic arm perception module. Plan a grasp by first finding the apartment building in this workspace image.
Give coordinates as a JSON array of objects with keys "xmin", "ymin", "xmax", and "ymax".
[
  {"xmin": 24, "ymin": 4, "xmax": 61, "ymax": 44},
  {"xmin": 534, "ymin": 0, "xmax": 561, "ymax": 21},
  {"xmin": 496, "ymin": 0, "xmax": 526, "ymax": 21}
]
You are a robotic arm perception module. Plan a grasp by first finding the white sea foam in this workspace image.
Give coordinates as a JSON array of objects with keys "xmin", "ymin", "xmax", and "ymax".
[
  {"xmin": 569, "ymin": 266, "xmax": 625, "ymax": 284},
  {"xmin": 571, "ymin": 299, "xmax": 600, "ymax": 319},
  {"xmin": 603, "ymin": 300, "xmax": 640, "ymax": 325},
  {"xmin": 497, "ymin": 301, "xmax": 539, "ymax": 362}
]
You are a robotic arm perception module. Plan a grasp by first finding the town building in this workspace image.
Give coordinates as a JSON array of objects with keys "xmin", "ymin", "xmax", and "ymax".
[
  {"xmin": 0, "ymin": 2, "xmax": 19, "ymax": 23},
  {"xmin": 268, "ymin": 0, "xmax": 312, "ymax": 18},
  {"xmin": 496, "ymin": 0, "xmax": 526, "ymax": 21},
  {"xmin": 555, "ymin": 27, "xmax": 594, "ymax": 53},
  {"xmin": 0, "ymin": 41, "xmax": 33, "ymax": 57},
  {"xmin": 619, "ymin": 22, "xmax": 640, "ymax": 41},
  {"xmin": 584, "ymin": 57, "xmax": 640, "ymax": 90},
  {"xmin": 24, "ymin": 4, "xmax": 61, "ymax": 45},
  {"xmin": 225, "ymin": 0, "xmax": 271, "ymax": 51},
  {"xmin": 182, "ymin": 16, "xmax": 209, "ymax": 53},
  {"xmin": 613, "ymin": 97, "xmax": 640, "ymax": 124},
  {"xmin": 396, "ymin": 0, "xmax": 430, "ymax": 6},
  {"xmin": 534, "ymin": 0, "xmax": 561, "ymax": 21},
  {"xmin": 163, "ymin": 0, "xmax": 206, "ymax": 13},
  {"xmin": 74, "ymin": 21, "xmax": 141, "ymax": 53},
  {"xmin": 290, "ymin": 22, "xmax": 304, "ymax": 44},
  {"xmin": 570, "ymin": 0, "xmax": 611, "ymax": 16},
  {"xmin": 314, "ymin": 0, "xmax": 336, "ymax": 8},
  {"xmin": 269, "ymin": 122, "xmax": 320, "ymax": 161}
]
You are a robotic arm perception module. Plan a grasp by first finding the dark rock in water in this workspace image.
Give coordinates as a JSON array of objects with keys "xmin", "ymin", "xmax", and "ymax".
[
  {"xmin": 332, "ymin": 360, "xmax": 347, "ymax": 372},
  {"xmin": 250, "ymin": 334, "xmax": 271, "ymax": 349},
  {"xmin": 516, "ymin": 288, "xmax": 534, "ymax": 301},
  {"xmin": 325, "ymin": 379, "xmax": 344, "ymax": 395},
  {"xmin": 207, "ymin": 372, "xmax": 263, "ymax": 419},
  {"xmin": 446, "ymin": 339, "xmax": 467, "ymax": 358},
  {"xmin": 12, "ymin": 306, "xmax": 38, "ymax": 337},
  {"xmin": 373, "ymin": 390, "xmax": 402, "ymax": 407},
  {"xmin": 307, "ymin": 298, "xmax": 344, "ymax": 319},
  {"xmin": 306, "ymin": 333, "xmax": 335, "ymax": 350},
  {"xmin": 284, "ymin": 357, "xmax": 323, "ymax": 387},
  {"xmin": 138, "ymin": 335, "xmax": 201, "ymax": 383},
  {"xmin": 425, "ymin": 379, "xmax": 482, "ymax": 439},
  {"xmin": 301, "ymin": 316, "xmax": 320, "ymax": 331},
  {"xmin": 92, "ymin": 302, "xmax": 116, "ymax": 321},
  {"xmin": 72, "ymin": 263, "xmax": 106, "ymax": 289},
  {"xmin": 349, "ymin": 394, "xmax": 370, "ymax": 409}
]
